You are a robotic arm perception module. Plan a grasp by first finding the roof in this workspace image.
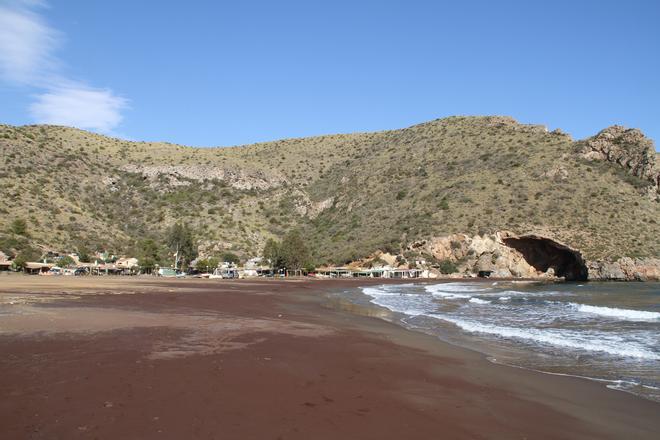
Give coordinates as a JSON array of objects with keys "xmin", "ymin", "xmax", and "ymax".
[{"xmin": 25, "ymin": 262, "xmax": 53, "ymax": 269}]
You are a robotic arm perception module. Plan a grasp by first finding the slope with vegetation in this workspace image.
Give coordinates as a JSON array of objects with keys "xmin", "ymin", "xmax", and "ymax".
[{"xmin": 0, "ymin": 116, "xmax": 658, "ymax": 269}]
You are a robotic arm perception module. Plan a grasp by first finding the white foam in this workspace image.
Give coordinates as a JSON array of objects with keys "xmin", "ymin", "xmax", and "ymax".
[
  {"xmin": 361, "ymin": 286, "xmax": 434, "ymax": 316},
  {"xmin": 499, "ymin": 296, "xmax": 511, "ymax": 301},
  {"xmin": 424, "ymin": 283, "xmax": 489, "ymax": 294},
  {"xmin": 430, "ymin": 292, "xmax": 472, "ymax": 299},
  {"xmin": 469, "ymin": 298, "xmax": 491, "ymax": 305},
  {"xmin": 570, "ymin": 303, "xmax": 660, "ymax": 322},
  {"xmin": 361, "ymin": 287, "xmax": 417, "ymax": 297},
  {"xmin": 431, "ymin": 315, "xmax": 660, "ymax": 360},
  {"xmin": 424, "ymin": 283, "xmax": 491, "ymax": 300}
]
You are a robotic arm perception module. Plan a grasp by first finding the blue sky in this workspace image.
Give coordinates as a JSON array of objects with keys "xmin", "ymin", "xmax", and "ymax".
[{"xmin": 0, "ymin": 0, "xmax": 658, "ymax": 148}]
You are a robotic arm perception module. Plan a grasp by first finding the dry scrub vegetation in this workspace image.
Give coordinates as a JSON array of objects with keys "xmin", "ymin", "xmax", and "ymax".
[{"xmin": 0, "ymin": 116, "xmax": 657, "ymax": 264}]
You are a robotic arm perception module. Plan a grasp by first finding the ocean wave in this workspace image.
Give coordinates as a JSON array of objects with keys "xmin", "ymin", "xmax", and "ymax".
[
  {"xmin": 361, "ymin": 287, "xmax": 418, "ymax": 297},
  {"xmin": 424, "ymin": 283, "xmax": 490, "ymax": 294},
  {"xmin": 569, "ymin": 303, "xmax": 660, "ymax": 321},
  {"xmin": 431, "ymin": 315, "xmax": 660, "ymax": 360},
  {"xmin": 430, "ymin": 292, "xmax": 472, "ymax": 299},
  {"xmin": 469, "ymin": 298, "xmax": 491, "ymax": 305},
  {"xmin": 485, "ymin": 289, "xmax": 568, "ymax": 297},
  {"xmin": 362, "ymin": 286, "xmax": 435, "ymax": 316}
]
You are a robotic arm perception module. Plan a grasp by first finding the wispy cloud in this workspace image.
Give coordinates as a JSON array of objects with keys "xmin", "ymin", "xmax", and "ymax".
[
  {"xmin": 29, "ymin": 85, "xmax": 128, "ymax": 132},
  {"xmin": 0, "ymin": 0, "xmax": 58, "ymax": 84},
  {"xmin": 0, "ymin": 0, "xmax": 128, "ymax": 133}
]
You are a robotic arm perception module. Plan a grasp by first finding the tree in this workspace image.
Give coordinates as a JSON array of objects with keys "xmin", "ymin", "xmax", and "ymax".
[
  {"xmin": 12, "ymin": 246, "xmax": 41, "ymax": 270},
  {"xmin": 196, "ymin": 257, "xmax": 219, "ymax": 273},
  {"xmin": 9, "ymin": 218, "xmax": 28, "ymax": 236},
  {"xmin": 262, "ymin": 238, "xmax": 283, "ymax": 268},
  {"xmin": 57, "ymin": 255, "xmax": 76, "ymax": 268},
  {"xmin": 262, "ymin": 231, "xmax": 312, "ymax": 271},
  {"xmin": 75, "ymin": 243, "xmax": 92, "ymax": 263},
  {"xmin": 137, "ymin": 238, "xmax": 162, "ymax": 271},
  {"xmin": 221, "ymin": 252, "xmax": 240, "ymax": 265},
  {"xmin": 166, "ymin": 223, "xmax": 196, "ymax": 269},
  {"xmin": 279, "ymin": 230, "xmax": 311, "ymax": 270}
]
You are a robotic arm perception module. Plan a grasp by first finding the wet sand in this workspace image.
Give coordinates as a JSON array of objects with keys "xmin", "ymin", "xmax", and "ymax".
[{"xmin": 0, "ymin": 275, "xmax": 658, "ymax": 439}]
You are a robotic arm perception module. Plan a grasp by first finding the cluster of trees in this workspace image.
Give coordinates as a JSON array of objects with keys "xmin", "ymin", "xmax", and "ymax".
[
  {"xmin": 196, "ymin": 252, "xmax": 239, "ymax": 272},
  {"xmin": 2, "ymin": 217, "xmax": 317, "ymax": 273},
  {"xmin": 262, "ymin": 230, "xmax": 313, "ymax": 271},
  {"xmin": 166, "ymin": 223, "xmax": 197, "ymax": 270},
  {"xmin": 1, "ymin": 218, "xmax": 40, "ymax": 269},
  {"xmin": 130, "ymin": 223, "xmax": 198, "ymax": 270},
  {"xmin": 133, "ymin": 223, "xmax": 241, "ymax": 271}
]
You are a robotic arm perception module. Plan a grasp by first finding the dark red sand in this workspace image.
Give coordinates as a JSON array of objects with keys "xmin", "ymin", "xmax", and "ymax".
[{"xmin": 0, "ymin": 277, "xmax": 658, "ymax": 439}]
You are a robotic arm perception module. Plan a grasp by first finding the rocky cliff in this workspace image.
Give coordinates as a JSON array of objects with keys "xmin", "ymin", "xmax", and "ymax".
[
  {"xmin": 578, "ymin": 126, "xmax": 659, "ymax": 200},
  {"xmin": 587, "ymin": 258, "xmax": 660, "ymax": 281},
  {"xmin": 406, "ymin": 232, "xmax": 659, "ymax": 281}
]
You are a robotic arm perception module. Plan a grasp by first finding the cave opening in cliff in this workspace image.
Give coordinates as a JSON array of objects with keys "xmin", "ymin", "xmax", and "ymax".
[{"xmin": 502, "ymin": 236, "xmax": 588, "ymax": 281}]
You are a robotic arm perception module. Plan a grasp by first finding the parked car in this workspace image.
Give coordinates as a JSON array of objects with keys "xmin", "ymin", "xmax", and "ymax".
[{"xmin": 47, "ymin": 267, "xmax": 63, "ymax": 276}]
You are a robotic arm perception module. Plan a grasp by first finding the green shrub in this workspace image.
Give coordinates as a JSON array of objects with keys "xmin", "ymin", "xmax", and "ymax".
[
  {"xmin": 221, "ymin": 252, "xmax": 240, "ymax": 264},
  {"xmin": 9, "ymin": 218, "xmax": 28, "ymax": 236},
  {"xmin": 438, "ymin": 259, "xmax": 458, "ymax": 274},
  {"xmin": 57, "ymin": 255, "xmax": 76, "ymax": 268}
]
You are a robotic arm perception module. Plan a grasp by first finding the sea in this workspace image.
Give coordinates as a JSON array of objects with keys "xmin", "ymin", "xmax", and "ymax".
[{"xmin": 331, "ymin": 281, "xmax": 660, "ymax": 402}]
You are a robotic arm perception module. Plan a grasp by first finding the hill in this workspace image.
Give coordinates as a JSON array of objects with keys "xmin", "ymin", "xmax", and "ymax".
[{"xmin": 0, "ymin": 116, "xmax": 658, "ymax": 278}]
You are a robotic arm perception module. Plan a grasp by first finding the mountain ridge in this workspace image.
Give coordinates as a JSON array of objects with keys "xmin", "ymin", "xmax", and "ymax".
[{"xmin": 1, "ymin": 116, "xmax": 658, "ymax": 271}]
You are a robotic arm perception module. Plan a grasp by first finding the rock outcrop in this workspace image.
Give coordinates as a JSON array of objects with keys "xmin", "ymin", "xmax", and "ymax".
[
  {"xmin": 292, "ymin": 192, "xmax": 334, "ymax": 219},
  {"xmin": 408, "ymin": 232, "xmax": 596, "ymax": 281},
  {"xmin": 408, "ymin": 232, "xmax": 582, "ymax": 279},
  {"xmin": 587, "ymin": 258, "xmax": 660, "ymax": 281},
  {"xmin": 578, "ymin": 126, "xmax": 660, "ymax": 199},
  {"xmin": 122, "ymin": 164, "xmax": 285, "ymax": 190}
]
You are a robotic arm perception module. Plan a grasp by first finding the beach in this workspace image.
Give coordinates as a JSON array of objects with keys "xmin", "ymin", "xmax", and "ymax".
[{"xmin": 0, "ymin": 276, "xmax": 658, "ymax": 439}]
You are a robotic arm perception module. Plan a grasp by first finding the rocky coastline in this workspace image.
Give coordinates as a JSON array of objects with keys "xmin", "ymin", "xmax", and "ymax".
[{"xmin": 402, "ymin": 232, "xmax": 659, "ymax": 282}]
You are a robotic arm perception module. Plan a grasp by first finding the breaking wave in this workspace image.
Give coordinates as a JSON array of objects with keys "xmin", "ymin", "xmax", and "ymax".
[
  {"xmin": 434, "ymin": 316, "xmax": 659, "ymax": 360},
  {"xmin": 357, "ymin": 282, "xmax": 660, "ymax": 402},
  {"xmin": 570, "ymin": 303, "xmax": 660, "ymax": 322}
]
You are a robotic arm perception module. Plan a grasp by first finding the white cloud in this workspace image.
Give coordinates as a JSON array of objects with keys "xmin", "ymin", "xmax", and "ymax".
[
  {"xmin": 0, "ymin": 0, "xmax": 59, "ymax": 84},
  {"xmin": 0, "ymin": 0, "xmax": 129, "ymax": 133},
  {"xmin": 29, "ymin": 84, "xmax": 128, "ymax": 132}
]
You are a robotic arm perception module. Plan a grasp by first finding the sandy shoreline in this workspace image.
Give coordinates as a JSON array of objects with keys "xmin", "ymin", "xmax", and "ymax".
[{"xmin": 0, "ymin": 276, "xmax": 658, "ymax": 439}]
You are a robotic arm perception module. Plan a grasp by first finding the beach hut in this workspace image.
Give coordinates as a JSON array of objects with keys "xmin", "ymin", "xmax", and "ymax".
[
  {"xmin": 316, "ymin": 267, "xmax": 353, "ymax": 278},
  {"xmin": 24, "ymin": 262, "xmax": 53, "ymax": 275},
  {"xmin": 387, "ymin": 268, "xmax": 423, "ymax": 279}
]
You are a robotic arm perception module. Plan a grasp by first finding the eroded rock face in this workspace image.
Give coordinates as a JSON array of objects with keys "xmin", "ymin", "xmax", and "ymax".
[
  {"xmin": 409, "ymin": 232, "xmax": 589, "ymax": 280},
  {"xmin": 501, "ymin": 234, "xmax": 588, "ymax": 281},
  {"xmin": 293, "ymin": 192, "xmax": 334, "ymax": 219},
  {"xmin": 587, "ymin": 258, "xmax": 660, "ymax": 281},
  {"xmin": 578, "ymin": 126, "xmax": 659, "ymax": 199},
  {"xmin": 122, "ymin": 164, "xmax": 285, "ymax": 190},
  {"xmin": 412, "ymin": 233, "xmax": 549, "ymax": 279},
  {"xmin": 409, "ymin": 231, "xmax": 659, "ymax": 281}
]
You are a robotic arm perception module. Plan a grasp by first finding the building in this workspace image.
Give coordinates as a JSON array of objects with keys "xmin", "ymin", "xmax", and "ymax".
[{"xmin": 24, "ymin": 262, "xmax": 53, "ymax": 274}]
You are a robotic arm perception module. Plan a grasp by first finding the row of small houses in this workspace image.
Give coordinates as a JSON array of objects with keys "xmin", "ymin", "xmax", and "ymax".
[
  {"xmin": 0, "ymin": 256, "xmax": 427, "ymax": 279},
  {"xmin": 0, "ymin": 257, "xmax": 141, "ymax": 275}
]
